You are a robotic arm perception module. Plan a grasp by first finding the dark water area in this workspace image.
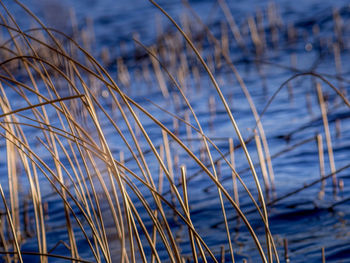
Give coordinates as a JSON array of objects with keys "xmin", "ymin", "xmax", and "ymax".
[{"xmin": 2, "ymin": 0, "xmax": 350, "ymax": 262}]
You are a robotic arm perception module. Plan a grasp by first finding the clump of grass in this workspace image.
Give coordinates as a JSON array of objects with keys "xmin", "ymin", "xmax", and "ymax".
[
  {"xmin": 0, "ymin": 1, "xmax": 278, "ymax": 262},
  {"xmin": 0, "ymin": 0, "xmax": 350, "ymax": 262}
]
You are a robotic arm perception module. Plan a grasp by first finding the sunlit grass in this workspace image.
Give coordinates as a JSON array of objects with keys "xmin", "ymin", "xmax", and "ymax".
[{"xmin": 0, "ymin": 0, "xmax": 349, "ymax": 262}]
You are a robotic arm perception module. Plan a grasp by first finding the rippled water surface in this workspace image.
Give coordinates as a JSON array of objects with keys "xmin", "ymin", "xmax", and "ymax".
[{"xmin": 4, "ymin": 0, "xmax": 350, "ymax": 262}]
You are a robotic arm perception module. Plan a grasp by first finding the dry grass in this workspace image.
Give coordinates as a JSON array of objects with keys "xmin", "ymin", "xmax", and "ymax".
[{"xmin": 0, "ymin": 0, "xmax": 349, "ymax": 262}]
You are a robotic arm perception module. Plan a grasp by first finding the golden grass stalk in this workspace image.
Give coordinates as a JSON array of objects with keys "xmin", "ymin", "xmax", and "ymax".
[
  {"xmin": 316, "ymin": 82, "xmax": 337, "ymax": 195},
  {"xmin": 0, "ymin": 184, "xmax": 23, "ymax": 263},
  {"xmin": 317, "ymin": 133, "xmax": 326, "ymax": 199}
]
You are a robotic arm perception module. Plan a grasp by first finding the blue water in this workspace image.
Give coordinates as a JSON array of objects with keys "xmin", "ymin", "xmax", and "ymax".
[{"xmin": 3, "ymin": 0, "xmax": 350, "ymax": 262}]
